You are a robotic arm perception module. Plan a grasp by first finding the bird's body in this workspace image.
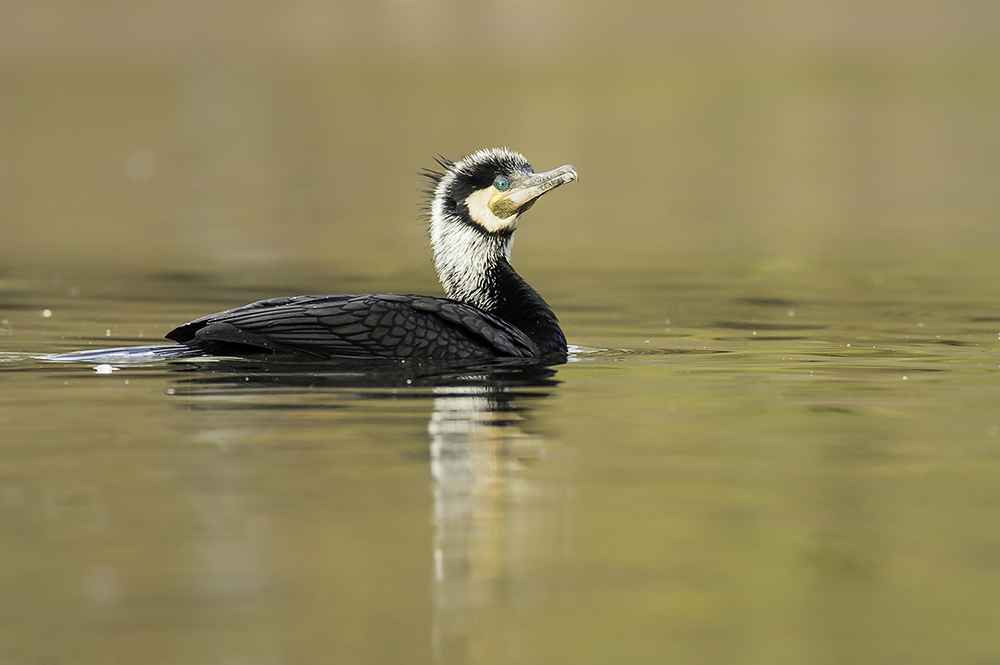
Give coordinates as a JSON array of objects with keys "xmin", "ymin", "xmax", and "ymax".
[
  {"xmin": 164, "ymin": 292, "xmax": 544, "ymax": 360},
  {"xmin": 53, "ymin": 148, "xmax": 577, "ymax": 363}
]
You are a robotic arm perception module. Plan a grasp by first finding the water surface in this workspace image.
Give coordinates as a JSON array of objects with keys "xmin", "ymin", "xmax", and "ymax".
[{"xmin": 4, "ymin": 254, "xmax": 1000, "ymax": 664}]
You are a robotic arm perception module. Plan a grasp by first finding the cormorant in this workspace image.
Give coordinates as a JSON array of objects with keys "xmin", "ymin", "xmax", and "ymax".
[{"xmin": 56, "ymin": 148, "xmax": 578, "ymax": 362}]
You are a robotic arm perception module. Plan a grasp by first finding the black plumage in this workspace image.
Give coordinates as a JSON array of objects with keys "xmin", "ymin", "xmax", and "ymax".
[
  {"xmin": 165, "ymin": 293, "xmax": 540, "ymax": 360},
  {"xmin": 53, "ymin": 148, "xmax": 578, "ymax": 363}
]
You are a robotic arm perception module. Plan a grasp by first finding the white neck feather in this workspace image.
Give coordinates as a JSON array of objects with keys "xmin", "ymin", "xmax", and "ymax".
[{"xmin": 430, "ymin": 198, "xmax": 514, "ymax": 311}]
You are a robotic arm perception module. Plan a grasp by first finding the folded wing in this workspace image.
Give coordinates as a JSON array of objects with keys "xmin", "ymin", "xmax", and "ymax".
[{"xmin": 165, "ymin": 294, "xmax": 540, "ymax": 359}]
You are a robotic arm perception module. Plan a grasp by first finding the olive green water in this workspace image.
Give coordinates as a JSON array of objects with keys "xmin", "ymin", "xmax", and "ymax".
[{"xmin": 3, "ymin": 2, "xmax": 1000, "ymax": 664}]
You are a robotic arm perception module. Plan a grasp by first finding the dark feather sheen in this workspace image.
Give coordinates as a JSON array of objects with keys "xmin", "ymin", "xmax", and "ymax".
[{"xmin": 165, "ymin": 294, "xmax": 541, "ymax": 360}]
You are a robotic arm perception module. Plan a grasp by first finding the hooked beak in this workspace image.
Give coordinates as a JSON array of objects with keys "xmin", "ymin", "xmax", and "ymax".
[{"xmin": 489, "ymin": 165, "xmax": 579, "ymax": 218}]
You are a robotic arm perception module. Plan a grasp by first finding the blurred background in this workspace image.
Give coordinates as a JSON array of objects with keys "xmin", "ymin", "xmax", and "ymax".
[
  {"xmin": 1, "ymin": 0, "xmax": 998, "ymax": 285},
  {"xmin": 3, "ymin": 3, "xmax": 1000, "ymax": 665}
]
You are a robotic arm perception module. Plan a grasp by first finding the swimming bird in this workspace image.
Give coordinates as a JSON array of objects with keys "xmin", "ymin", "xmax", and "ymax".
[{"xmin": 56, "ymin": 148, "xmax": 577, "ymax": 362}]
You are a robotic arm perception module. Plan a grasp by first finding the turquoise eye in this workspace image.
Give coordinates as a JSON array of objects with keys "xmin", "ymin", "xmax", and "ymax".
[{"xmin": 494, "ymin": 176, "xmax": 510, "ymax": 192}]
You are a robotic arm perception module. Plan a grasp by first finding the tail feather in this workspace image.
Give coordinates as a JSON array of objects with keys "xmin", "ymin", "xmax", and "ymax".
[{"xmin": 42, "ymin": 344, "xmax": 201, "ymax": 363}]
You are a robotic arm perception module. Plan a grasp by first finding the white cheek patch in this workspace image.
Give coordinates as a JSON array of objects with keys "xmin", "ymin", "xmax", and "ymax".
[{"xmin": 465, "ymin": 188, "xmax": 518, "ymax": 233}]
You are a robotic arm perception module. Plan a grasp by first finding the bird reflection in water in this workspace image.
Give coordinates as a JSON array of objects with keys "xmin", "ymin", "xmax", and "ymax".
[
  {"xmin": 166, "ymin": 357, "xmax": 567, "ymax": 663},
  {"xmin": 428, "ymin": 380, "xmax": 561, "ymax": 663}
]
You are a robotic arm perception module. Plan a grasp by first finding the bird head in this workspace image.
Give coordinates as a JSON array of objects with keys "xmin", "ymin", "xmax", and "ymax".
[
  {"xmin": 426, "ymin": 148, "xmax": 578, "ymax": 235},
  {"xmin": 424, "ymin": 148, "xmax": 577, "ymax": 307}
]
